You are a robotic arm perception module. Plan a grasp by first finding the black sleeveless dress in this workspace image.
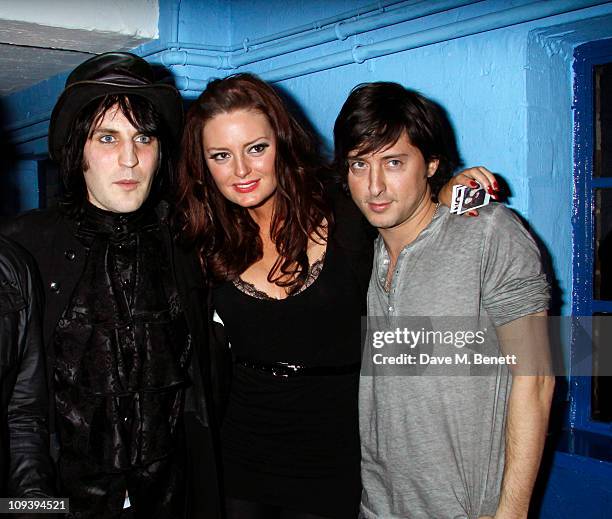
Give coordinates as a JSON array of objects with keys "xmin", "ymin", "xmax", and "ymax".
[{"xmin": 213, "ymin": 189, "xmax": 374, "ymax": 518}]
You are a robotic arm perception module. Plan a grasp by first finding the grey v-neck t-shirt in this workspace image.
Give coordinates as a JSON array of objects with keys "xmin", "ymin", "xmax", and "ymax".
[{"xmin": 359, "ymin": 204, "xmax": 549, "ymax": 519}]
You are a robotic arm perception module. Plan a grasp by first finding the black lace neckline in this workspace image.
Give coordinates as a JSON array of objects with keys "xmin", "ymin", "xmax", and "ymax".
[{"xmin": 233, "ymin": 254, "xmax": 326, "ymax": 300}]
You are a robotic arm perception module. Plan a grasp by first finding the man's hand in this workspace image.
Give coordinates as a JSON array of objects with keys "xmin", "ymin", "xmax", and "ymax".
[{"xmin": 438, "ymin": 166, "xmax": 499, "ymax": 215}]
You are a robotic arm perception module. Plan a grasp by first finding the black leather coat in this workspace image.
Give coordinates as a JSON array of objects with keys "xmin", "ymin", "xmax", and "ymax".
[
  {"xmin": 0, "ymin": 235, "xmax": 55, "ymax": 497},
  {"xmin": 1, "ymin": 203, "xmax": 224, "ymax": 518}
]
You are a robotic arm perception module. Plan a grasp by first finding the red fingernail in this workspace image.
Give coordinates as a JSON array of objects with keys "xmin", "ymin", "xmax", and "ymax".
[
  {"xmin": 469, "ymin": 211, "xmax": 478, "ymax": 216},
  {"xmin": 470, "ymin": 181, "xmax": 479, "ymax": 188}
]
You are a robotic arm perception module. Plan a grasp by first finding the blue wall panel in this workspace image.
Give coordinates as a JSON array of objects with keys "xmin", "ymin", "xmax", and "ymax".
[
  {"xmin": 539, "ymin": 452, "xmax": 612, "ymax": 517},
  {"xmin": 0, "ymin": 160, "xmax": 38, "ymax": 216},
  {"xmin": 175, "ymin": 0, "xmax": 232, "ymax": 47}
]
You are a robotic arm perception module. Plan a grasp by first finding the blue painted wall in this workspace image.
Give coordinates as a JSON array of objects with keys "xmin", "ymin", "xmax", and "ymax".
[
  {"xmin": 538, "ymin": 450, "xmax": 612, "ymax": 517},
  {"xmin": 0, "ymin": 159, "xmax": 38, "ymax": 217},
  {"xmin": 2, "ymin": 0, "xmax": 612, "ymax": 516}
]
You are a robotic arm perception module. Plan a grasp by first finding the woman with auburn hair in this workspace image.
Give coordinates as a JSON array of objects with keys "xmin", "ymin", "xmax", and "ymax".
[
  {"xmin": 176, "ymin": 73, "xmax": 365, "ymax": 519},
  {"xmin": 175, "ymin": 73, "xmax": 496, "ymax": 519}
]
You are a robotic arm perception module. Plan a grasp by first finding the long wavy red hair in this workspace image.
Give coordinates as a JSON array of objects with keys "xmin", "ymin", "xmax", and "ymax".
[{"xmin": 175, "ymin": 73, "xmax": 332, "ymax": 293}]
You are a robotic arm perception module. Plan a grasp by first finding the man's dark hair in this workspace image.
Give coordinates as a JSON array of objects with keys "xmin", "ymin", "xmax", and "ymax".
[
  {"xmin": 333, "ymin": 82, "xmax": 459, "ymax": 197},
  {"xmin": 59, "ymin": 94, "xmax": 175, "ymax": 211}
]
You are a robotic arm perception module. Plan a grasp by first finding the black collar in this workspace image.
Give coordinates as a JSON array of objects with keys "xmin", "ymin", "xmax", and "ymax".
[{"xmin": 77, "ymin": 202, "xmax": 158, "ymax": 243}]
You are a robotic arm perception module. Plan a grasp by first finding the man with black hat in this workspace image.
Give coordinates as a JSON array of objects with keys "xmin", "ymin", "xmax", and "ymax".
[{"xmin": 1, "ymin": 52, "xmax": 223, "ymax": 518}]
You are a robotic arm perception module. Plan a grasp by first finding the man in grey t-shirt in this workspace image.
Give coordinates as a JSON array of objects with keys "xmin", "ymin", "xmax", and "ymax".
[{"xmin": 334, "ymin": 83, "xmax": 554, "ymax": 519}]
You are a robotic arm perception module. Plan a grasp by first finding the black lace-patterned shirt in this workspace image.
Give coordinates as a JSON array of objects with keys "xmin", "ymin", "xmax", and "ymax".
[{"xmin": 53, "ymin": 203, "xmax": 191, "ymax": 471}]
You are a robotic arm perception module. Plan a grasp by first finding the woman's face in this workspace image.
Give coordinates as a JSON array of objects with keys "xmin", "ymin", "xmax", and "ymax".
[{"xmin": 202, "ymin": 109, "xmax": 278, "ymax": 211}]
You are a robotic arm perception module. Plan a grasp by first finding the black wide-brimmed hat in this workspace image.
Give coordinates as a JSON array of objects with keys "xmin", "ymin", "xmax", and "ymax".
[{"xmin": 48, "ymin": 52, "xmax": 183, "ymax": 161}]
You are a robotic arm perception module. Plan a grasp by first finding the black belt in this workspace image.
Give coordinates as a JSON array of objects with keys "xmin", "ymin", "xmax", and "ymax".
[{"xmin": 235, "ymin": 356, "xmax": 361, "ymax": 378}]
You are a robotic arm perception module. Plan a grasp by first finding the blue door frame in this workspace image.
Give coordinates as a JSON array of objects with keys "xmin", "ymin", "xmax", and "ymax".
[{"xmin": 571, "ymin": 38, "xmax": 612, "ymax": 436}]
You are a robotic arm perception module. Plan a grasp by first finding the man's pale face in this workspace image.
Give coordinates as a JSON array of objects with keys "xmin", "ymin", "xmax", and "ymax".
[
  {"xmin": 347, "ymin": 131, "xmax": 438, "ymax": 230},
  {"xmin": 82, "ymin": 105, "xmax": 159, "ymax": 213}
]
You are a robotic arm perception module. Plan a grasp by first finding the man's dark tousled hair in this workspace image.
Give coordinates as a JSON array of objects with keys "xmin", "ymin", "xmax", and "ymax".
[
  {"xmin": 59, "ymin": 94, "xmax": 175, "ymax": 211},
  {"xmin": 333, "ymin": 82, "xmax": 459, "ymax": 197}
]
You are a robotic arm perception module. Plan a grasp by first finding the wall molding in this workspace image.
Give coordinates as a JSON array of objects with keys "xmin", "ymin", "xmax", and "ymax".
[
  {"xmin": 161, "ymin": 0, "xmax": 410, "ymax": 54},
  {"xmin": 5, "ymin": 0, "xmax": 610, "ymax": 144},
  {"xmin": 148, "ymin": 0, "xmax": 475, "ymax": 70}
]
